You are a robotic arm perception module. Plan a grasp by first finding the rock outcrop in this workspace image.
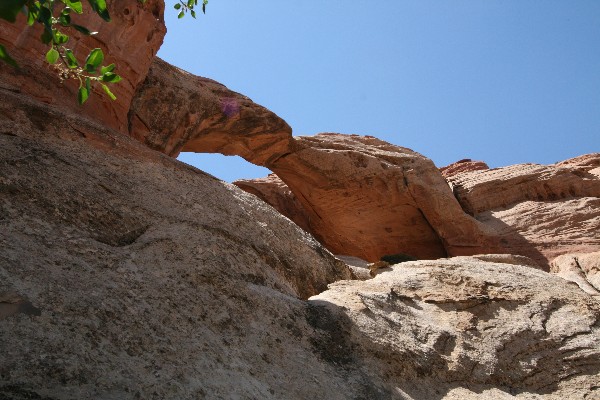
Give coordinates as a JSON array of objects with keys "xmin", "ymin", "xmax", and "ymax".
[
  {"xmin": 440, "ymin": 158, "xmax": 489, "ymax": 178},
  {"xmin": 447, "ymin": 155, "xmax": 600, "ymax": 267},
  {"xmin": 2, "ymin": 101, "xmax": 599, "ymax": 398},
  {"xmin": 0, "ymin": 0, "xmax": 166, "ymax": 133}
]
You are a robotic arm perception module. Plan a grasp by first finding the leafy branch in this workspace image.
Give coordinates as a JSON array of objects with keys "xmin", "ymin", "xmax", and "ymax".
[
  {"xmin": 0, "ymin": 0, "xmax": 208, "ymax": 104},
  {"xmin": 174, "ymin": 0, "xmax": 208, "ymax": 19}
]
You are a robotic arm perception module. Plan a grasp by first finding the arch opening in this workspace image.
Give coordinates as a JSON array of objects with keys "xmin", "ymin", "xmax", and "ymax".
[{"xmin": 177, "ymin": 152, "xmax": 272, "ymax": 183}]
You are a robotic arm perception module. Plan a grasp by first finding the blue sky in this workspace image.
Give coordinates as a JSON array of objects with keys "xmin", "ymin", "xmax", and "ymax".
[{"xmin": 158, "ymin": 1, "xmax": 600, "ymax": 182}]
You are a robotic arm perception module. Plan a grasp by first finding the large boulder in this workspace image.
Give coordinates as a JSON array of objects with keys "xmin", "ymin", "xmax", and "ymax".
[
  {"xmin": 0, "ymin": 0, "xmax": 166, "ymax": 133},
  {"xmin": 311, "ymin": 256, "xmax": 600, "ymax": 399},
  {"xmin": 447, "ymin": 155, "xmax": 600, "ymax": 267},
  {"xmin": 0, "ymin": 89, "xmax": 358, "ymax": 399}
]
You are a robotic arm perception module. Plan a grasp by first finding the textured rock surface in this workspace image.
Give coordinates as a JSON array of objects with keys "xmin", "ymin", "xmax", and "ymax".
[
  {"xmin": 0, "ymin": 0, "xmax": 165, "ymax": 133},
  {"xmin": 234, "ymin": 174, "xmax": 312, "ymax": 233},
  {"xmin": 2, "ymin": 76, "xmax": 600, "ymax": 400},
  {"xmin": 448, "ymin": 156, "xmax": 600, "ymax": 267},
  {"xmin": 551, "ymin": 252, "xmax": 600, "ymax": 296},
  {"xmin": 312, "ymin": 257, "xmax": 600, "ymax": 399},
  {"xmin": 268, "ymin": 134, "xmax": 503, "ymax": 261},
  {"xmin": 440, "ymin": 159, "xmax": 489, "ymax": 178},
  {"xmin": 0, "ymin": 90, "xmax": 361, "ymax": 399},
  {"xmin": 129, "ymin": 58, "xmax": 292, "ymax": 163}
]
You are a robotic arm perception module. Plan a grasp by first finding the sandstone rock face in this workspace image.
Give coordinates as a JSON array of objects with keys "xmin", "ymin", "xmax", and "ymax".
[
  {"xmin": 234, "ymin": 173, "xmax": 312, "ymax": 233},
  {"xmin": 312, "ymin": 257, "xmax": 600, "ymax": 399},
  {"xmin": 268, "ymin": 134, "xmax": 503, "ymax": 261},
  {"xmin": 448, "ymin": 155, "xmax": 600, "ymax": 267},
  {"xmin": 440, "ymin": 158, "xmax": 489, "ymax": 178},
  {"xmin": 0, "ymin": 0, "xmax": 165, "ymax": 133},
  {"xmin": 129, "ymin": 58, "xmax": 292, "ymax": 163}
]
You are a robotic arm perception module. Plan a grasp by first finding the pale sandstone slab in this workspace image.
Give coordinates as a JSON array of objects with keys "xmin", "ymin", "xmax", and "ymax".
[{"xmin": 311, "ymin": 257, "xmax": 600, "ymax": 399}]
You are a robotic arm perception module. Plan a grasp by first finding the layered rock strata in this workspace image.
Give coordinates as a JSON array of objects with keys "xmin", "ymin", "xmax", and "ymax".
[
  {"xmin": 447, "ymin": 155, "xmax": 600, "ymax": 267},
  {"xmin": 312, "ymin": 257, "xmax": 600, "ymax": 400}
]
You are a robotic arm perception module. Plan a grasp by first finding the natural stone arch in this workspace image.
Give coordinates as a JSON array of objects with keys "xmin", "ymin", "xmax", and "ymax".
[{"xmin": 129, "ymin": 58, "xmax": 503, "ymax": 262}]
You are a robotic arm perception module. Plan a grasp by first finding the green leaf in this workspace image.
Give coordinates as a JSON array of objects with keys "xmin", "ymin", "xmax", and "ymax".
[
  {"xmin": 45, "ymin": 48, "xmax": 59, "ymax": 64},
  {"xmin": 64, "ymin": 49, "xmax": 79, "ymax": 68},
  {"xmin": 191, "ymin": 10, "xmax": 196, "ymax": 18},
  {"xmin": 71, "ymin": 24, "xmax": 95, "ymax": 35},
  {"xmin": 187, "ymin": 0, "xmax": 194, "ymax": 7},
  {"xmin": 101, "ymin": 72, "xmax": 121, "ymax": 83},
  {"xmin": 101, "ymin": 84, "xmax": 116, "ymax": 101},
  {"xmin": 87, "ymin": 0, "xmax": 110, "ymax": 22},
  {"xmin": 27, "ymin": 3, "xmax": 40, "ymax": 26},
  {"xmin": 38, "ymin": 6, "xmax": 53, "ymax": 29},
  {"xmin": 178, "ymin": 10, "xmax": 184, "ymax": 19},
  {"xmin": 53, "ymin": 30, "xmax": 70, "ymax": 45},
  {"xmin": 100, "ymin": 63, "xmax": 115, "ymax": 74},
  {"xmin": 174, "ymin": 3, "xmax": 181, "ymax": 10},
  {"xmin": 0, "ymin": 0, "xmax": 27, "ymax": 23},
  {"xmin": 0, "ymin": 44, "xmax": 18, "ymax": 68},
  {"xmin": 84, "ymin": 48, "xmax": 103, "ymax": 73},
  {"xmin": 78, "ymin": 87, "xmax": 89, "ymax": 105},
  {"xmin": 58, "ymin": 13, "xmax": 71, "ymax": 26},
  {"xmin": 63, "ymin": 0, "xmax": 83, "ymax": 14}
]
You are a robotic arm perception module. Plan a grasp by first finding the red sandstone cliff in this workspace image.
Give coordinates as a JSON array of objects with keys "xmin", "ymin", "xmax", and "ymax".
[{"xmin": 0, "ymin": 0, "xmax": 166, "ymax": 133}]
